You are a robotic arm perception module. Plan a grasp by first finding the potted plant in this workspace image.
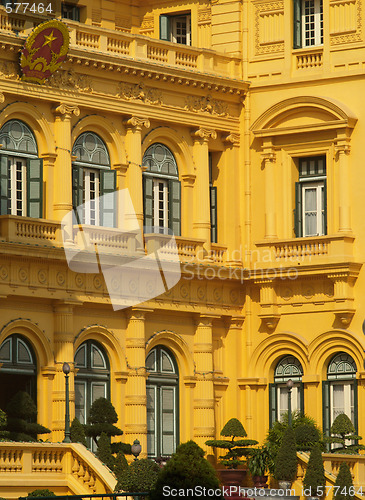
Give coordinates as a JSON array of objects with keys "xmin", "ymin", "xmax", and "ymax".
[
  {"xmin": 328, "ymin": 414, "xmax": 364, "ymax": 454},
  {"xmin": 206, "ymin": 418, "xmax": 258, "ymax": 498},
  {"xmin": 274, "ymin": 425, "xmax": 297, "ymax": 489},
  {"xmin": 303, "ymin": 443, "xmax": 325, "ymax": 499},
  {"xmin": 248, "ymin": 445, "xmax": 273, "ymax": 488}
]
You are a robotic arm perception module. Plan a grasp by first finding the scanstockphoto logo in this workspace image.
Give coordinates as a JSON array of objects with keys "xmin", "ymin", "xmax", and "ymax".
[{"xmin": 61, "ymin": 189, "xmax": 181, "ymax": 310}]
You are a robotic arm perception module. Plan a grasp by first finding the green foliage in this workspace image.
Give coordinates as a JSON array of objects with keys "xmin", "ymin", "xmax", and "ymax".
[
  {"xmin": 206, "ymin": 418, "xmax": 258, "ymax": 469},
  {"xmin": 248, "ymin": 445, "xmax": 274, "ymax": 477},
  {"xmin": 0, "ymin": 409, "xmax": 9, "ymax": 441},
  {"xmin": 84, "ymin": 398, "xmax": 123, "ymax": 446},
  {"xmin": 265, "ymin": 411, "xmax": 322, "ymax": 460},
  {"xmin": 151, "ymin": 441, "xmax": 223, "ymax": 500},
  {"xmin": 111, "ymin": 441, "xmax": 132, "ymax": 455},
  {"xmin": 96, "ymin": 431, "xmax": 115, "ymax": 471},
  {"xmin": 329, "ymin": 414, "xmax": 365, "ymax": 454},
  {"xmin": 70, "ymin": 417, "xmax": 87, "ymax": 447},
  {"xmin": 27, "ymin": 490, "xmax": 56, "ymax": 497},
  {"xmin": 334, "ymin": 462, "xmax": 354, "ymax": 500},
  {"xmin": 274, "ymin": 426, "xmax": 297, "ymax": 482},
  {"xmin": 5, "ymin": 392, "xmax": 50, "ymax": 442},
  {"xmin": 114, "ymin": 450, "xmax": 129, "ymax": 490},
  {"xmin": 303, "ymin": 444, "xmax": 325, "ymax": 496},
  {"xmin": 295, "ymin": 424, "xmax": 321, "ymax": 451},
  {"xmin": 116, "ymin": 458, "xmax": 160, "ymax": 493}
]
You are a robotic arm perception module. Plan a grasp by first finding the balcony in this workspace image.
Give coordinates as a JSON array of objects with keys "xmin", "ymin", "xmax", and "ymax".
[
  {"xmin": 255, "ymin": 234, "xmax": 356, "ymax": 271},
  {"xmin": 0, "ymin": 12, "xmax": 242, "ymax": 80}
]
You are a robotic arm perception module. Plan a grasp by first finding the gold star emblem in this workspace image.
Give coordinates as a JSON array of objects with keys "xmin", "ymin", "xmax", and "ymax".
[{"xmin": 42, "ymin": 31, "xmax": 57, "ymax": 47}]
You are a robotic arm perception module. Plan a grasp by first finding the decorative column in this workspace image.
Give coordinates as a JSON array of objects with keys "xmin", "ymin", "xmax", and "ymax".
[
  {"xmin": 193, "ymin": 314, "xmax": 216, "ymax": 453},
  {"xmin": 52, "ymin": 301, "xmax": 76, "ymax": 442},
  {"xmin": 181, "ymin": 174, "xmax": 196, "ymax": 238},
  {"xmin": 124, "ymin": 308, "xmax": 151, "ymax": 457},
  {"xmin": 223, "ymin": 133, "xmax": 241, "ymax": 265},
  {"xmin": 261, "ymin": 146, "xmax": 277, "ymax": 239},
  {"xmin": 191, "ymin": 128, "xmax": 217, "ymax": 254},
  {"xmin": 223, "ymin": 316, "xmax": 244, "ymax": 421},
  {"xmin": 123, "ymin": 116, "xmax": 150, "ymax": 232},
  {"xmin": 52, "ymin": 104, "xmax": 80, "ymax": 221},
  {"xmin": 256, "ymin": 278, "xmax": 280, "ymax": 330},
  {"xmin": 335, "ymin": 142, "xmax": 351, "ymax": 232}
]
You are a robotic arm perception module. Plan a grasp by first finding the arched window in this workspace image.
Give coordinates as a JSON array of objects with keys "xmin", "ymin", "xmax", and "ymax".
[
  {"xmin": 269, "ymin": 355, "xmax": 304, "ymax": 426},
  {"xmin": 72, "ymin": 132, "xmax": 116, "ymax": 227},
  {"xmin": 142, "ymin": 143, "xmax": 181, "ymax": 235},
  {"xmin": 74, "ymin": 340, "xmax": 110, "ymax": 427},
  {"xmin": 0, "ymin": 334, "xmax": 37, "ymax": 410},
  {"xmin": 323, "ymin": 352, "xmax": 357, "ymax": 440},
  {"xmin": 0, "ymin": 120, "xmax": 43, "ymax": 218},
  {"xmin": 146, "ymin": 346, "xmax": 179, "ymax": 458}
]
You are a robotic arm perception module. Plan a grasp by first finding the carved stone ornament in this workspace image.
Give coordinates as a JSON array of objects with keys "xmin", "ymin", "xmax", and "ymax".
[
  {"xmin": 124, "ymin": 116, "xmax": 151, "ymax": 130},
  {"xmin": 191, "ymin": 128, "xmax": 217, "ymax": 141},
  {"xmin": 223, "ymin": 133, "xmax": 240, "ymax": 145},
  {"xmin": 117, "ymin": 82, "xmax": 162, "ymax": 105},
  {"xmin": 47, "ymin": 69, "xmax": 93, "ymax": 93},
  {"xmin": 185, "ymin": 94, "xmax": 228, "ymax": 116},
  {"xmin": 0, "ymin": 61, "xmax": 19, "ymax": 80},
  {"xmin": 53, "ymin": 103, "xmax": 80, "ymax": 117}
]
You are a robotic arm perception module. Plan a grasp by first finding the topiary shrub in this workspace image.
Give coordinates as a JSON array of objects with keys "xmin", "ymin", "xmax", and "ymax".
[
  {"xmin": 274, "ymin": 426, "xmax": 297, "ymax": 482},
  {"xmin": 303, "ymin": 443, "xmax": 325, "ymax": 497},
  {"xmin": 295, "ymin": 424, "xmax": 321, "ymax": 452},
  {"xmin": 114, "ymin": 450, "xmax": 129, "ymax": 490},
  {"xmin": 84, "ymin": 397, "xmax": 123, "ymax": 447},
  {"xmin": 6, "ymin": 391, "xmax": 50, "ymax": 442},
  {"xmin": 96, "ymin": 431, "xmax": 115, "ymax": 471},
  {"xmin": 151, "ymin": 441, "xmax": 223, "ymax": 500},
  {"xmin": 116, "ymin": 458, "xmax": 160, "ymax": 493},
  {"xmin": 334, "ymin": 462, "xmax": 354, "ymax": 500},
  {"xmin": 27, "ymin": 489, "xmax": 56, "ymax": 497},
  {"xmin": 205, "ymin": 418, "xmax": 258, "ymax": 469},
  {"xmin": 329, "ymin": 414, "xmax": 365, "ymax": 454},
  {"xmin": 70, "ymin": 417, "xmax": 87, "ymax": 446}
]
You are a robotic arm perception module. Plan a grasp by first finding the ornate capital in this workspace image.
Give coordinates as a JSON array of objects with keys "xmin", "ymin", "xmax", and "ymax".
[
  {"xmin": 223, "ymin": 133, "xmax": 240, "ymax": 145},
  {"xmin": 181, "ymin": 173, "xmax": 196, "ymax": 186},
  {"xmin": 335, "ymin": 143, "xmax": 351, "ymax": 156},
  {"xmin": 53, "ymin": 103, "xmax": 80, "ymax": 117},
  {"xmin": 124, "ymin": 116, "xmax": 150, "ymax": 131},
  {"xmin": 191, "ymin": 128, "xmax": 217, "ymax": 142},
  {"xmin": 261, "ymin": 151, "xmax": 276, "ymax": 163}
]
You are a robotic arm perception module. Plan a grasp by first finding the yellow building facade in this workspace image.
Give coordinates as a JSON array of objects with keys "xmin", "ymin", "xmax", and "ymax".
[{"xmin": 0, "ymin": 0, "xmax": 364, "ymax": 494}]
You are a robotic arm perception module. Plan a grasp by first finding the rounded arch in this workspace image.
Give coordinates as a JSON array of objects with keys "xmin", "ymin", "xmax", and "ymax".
[
  {"xmin": 143, "ymin": 143, "xmax": 179, "ymax": 177},
  {"xmin": 142, "ymin": 127, "xmax": 194, "ymax": 177},
  {"xmin": 308, "ymin": 330, "xmax": 364, "ymax": 379},
  {"xmin": 0, "ymin": 119, "xmax": 38, "ymax": 155},
  {"xmin": 274, "ymin": 355, "xmax": 304, "ymax": 381},
  {"xmin": 251, "ymin": 96, "xmax": 357, "ymax": 133},
  {"xmin": 0, "ymin": 319, "xmax": 53, "ymax": 368},
  {"xmin": 74, "ymin": 325, "xmax": 127, "ymax": 373},
  {"xmin": 250, "ymin": 331, "xmax": 309, "ymax": 380},
  {"xmin": 146, "ymin": 330, "xmax": 194, "ymax": 378},
  {"xmin": 0, "ymin": 102, "xmax": 55, "ymax": 154},
  {"xmin": 72, "ymin": 115, "xmax": 126, "ymax": 166}
]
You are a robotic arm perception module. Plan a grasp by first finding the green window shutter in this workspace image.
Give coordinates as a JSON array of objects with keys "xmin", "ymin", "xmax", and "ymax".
[
  {"xmin": 100, "ymin": 169, "xmax": 116, "ymax": 228},
  {"xmin": 210, "ymin": 186, "xmax": 217, "ymax": 243},
  {"xmin": 143, "ymin": 176, "xmax": 153, "ymax": 231},
  {"xmin": 72, "ymin": 165, "xmax": 83, "ymax": 212},
  {"xmin": 353, "ymin": 379, "xmax": 358, "ymax": 434},
  {"xmin": 322, "ymin": 381, "xmax": 330, "ymax": 451},
  {"xmin": 299, "ymin": 381, "xmax": 304, "ymax": 414},
  {"xmin": 294, "ymin": 181, "xmax": 303, "ymax": 237},
  {"xmin": 0, "ymin": 155, "xmax": 9, "ymax": 215},
  {"xmin": 323, "ymin": 178, "xmax": 327, "ymax": 235},
  {"xmin": 73, "ymin": 6, "xmax": 80, "ymax": 22},
  {"xmin": 168, "ymin": 179, "xmax": 181, "ymax": 236},
  {"xmin": 147, "ymin": 385, "xmax": 157, "ymax": 457},
  {"xmin": 293, "ymin": 0, "xmax": 302, "ymax": 49},
  {"xmin": 161, "ymin": 386, "xmax": 175, "ymax": 456},
  {"xmin": 269, "ymin": 383, "xmax": 277, "ymax": 428},
  {"xmin": 160, "ymin": 15, "xmax": 170, "ymax": 41},
  {"xmin": 26, "ymin": 158, "xmax": 43, "ymax": 218}
]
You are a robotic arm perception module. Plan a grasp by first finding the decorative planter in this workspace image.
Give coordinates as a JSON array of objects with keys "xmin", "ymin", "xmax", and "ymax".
[
  {"xmin": 252, "ymin": 475, "xmax": 268, "ymax": 488},
  {"xmin": 278, "ymin": 480, "xmax": 292, "ymax": 490},
  {"xmin": 219, "ymin": 469, "xmax": 246, "ymax": 500}
]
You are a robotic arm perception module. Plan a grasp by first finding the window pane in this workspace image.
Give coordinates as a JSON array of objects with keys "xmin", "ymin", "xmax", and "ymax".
[
  {"xmin": 75, "ymin": 345, "xmax": 86, "ymax": 368},
  {"xmin": 92, "ymin": 345, "xmax": 106, "ymax": 368},
  {"xmin": 332, "ymin": 385, "xmax": 344, "ymax": 420},
  {"xmin": 304, "ymin": 187, "xmax": 317, "ymax": 211},
  {"xmin": 146, "ymin": 351, "xmax": 156, "ymax": 371},
  {"xmin": 17, "ymin": 339, "xmax": 32, "ymax": 363},
  {"xmin": 91, "ymin": 382, "xmax": 106, "ymax": 403},
  {"xmin": 161, "ymin": 351, "xmax": 174, "ymax": 373},
  {"xmin": 162, "ymin": 434, "xmax": 174, "ymax": 455},
  {"xmin": 75, "ymin": 382, "xmax": 86, "ymax": 424},
  {"xmin": 0, "ymin": 338, "xmax": 11, "ymax": 362}
]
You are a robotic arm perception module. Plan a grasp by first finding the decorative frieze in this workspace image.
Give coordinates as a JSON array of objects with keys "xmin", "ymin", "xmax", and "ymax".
[
  {"xmin": 47, "ymin": 69, "xmax": 93, "ymax": 93},
  {"xmin": 254, "ymin": 0, "xmax": 285, "ymax": 56},
  {"xmin": 185, "ymin": 94, "xmax": 228, "ymax": 116},
  {"xmin": 330, "ymin": 0, "xmax": 362, "ymax": 45},
  {"xmin": 117, "ymin": 82, "xmax": 162, "ymax": 105},
  {"xmin": 198, "ymin": 7, "xmax": 212, "ymax": 25}
]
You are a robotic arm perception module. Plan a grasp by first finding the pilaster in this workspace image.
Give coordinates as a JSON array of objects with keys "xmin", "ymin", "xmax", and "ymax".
[
  {"xmin": 52, "ymin": 104, "xmax": 80, "ymax": 221},
  {"xmin": 191, "ymin": 128, "xmax": 216, "ymax": 254},
  {"xmin": 261, "ymin": 145, "xmax": 277, "ymax": 239},
  {"xmin": 124, "ymin": 116, "xmax": 150, "ymax": 232},
  {"xmin": 335, "ymin": 140, "xmax": 351, "ymax": 233}
]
